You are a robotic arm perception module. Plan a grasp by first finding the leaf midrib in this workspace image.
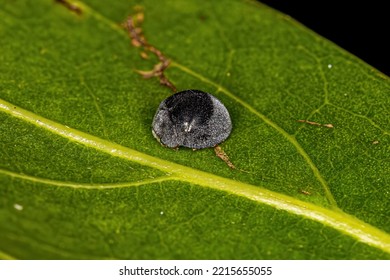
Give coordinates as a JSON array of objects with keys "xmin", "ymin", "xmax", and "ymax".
[{"xmin": 1, "ymin": 98, "xmax": 390, "ymax": 254}]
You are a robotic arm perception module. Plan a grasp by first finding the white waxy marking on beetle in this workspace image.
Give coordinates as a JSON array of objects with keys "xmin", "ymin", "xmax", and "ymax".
[
  {"xmin": 185, "ymin": 119, "xmax": 196, "ymax": 133},
  {"xmin": 152, "ymin": 89, "xmax": 232, "ymax": 149}
]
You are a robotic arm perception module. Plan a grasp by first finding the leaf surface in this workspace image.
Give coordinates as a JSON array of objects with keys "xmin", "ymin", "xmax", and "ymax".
[{"xmin": 0, "ymin": 0, "xmax": 389, "ymax": 259}]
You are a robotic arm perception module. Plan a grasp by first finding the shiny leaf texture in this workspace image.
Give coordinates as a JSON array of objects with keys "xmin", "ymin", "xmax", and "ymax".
[{"xmin": 0, "ymin": 0, "xmax": 389, "ymax": 259}]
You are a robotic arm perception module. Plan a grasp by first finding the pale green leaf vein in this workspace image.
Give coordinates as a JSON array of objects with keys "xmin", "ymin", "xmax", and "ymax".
[
  {"xmin": 0, "ymin": 169, "xmax": 175, "ymax": 189},
  {"xmin": 329, "ymin": 103, "xmax": 390, "ymax": 135},
  {"xmin": 1, "ymin": 98, "xmax": 390, "ymax": 254},
  {"xmin": 80, "ymin": 76, "xmax": 110, "ymax": 139}
]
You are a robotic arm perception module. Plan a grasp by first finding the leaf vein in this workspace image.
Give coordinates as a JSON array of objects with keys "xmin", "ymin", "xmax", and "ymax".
[
  {"xmin": 329, "ymin": 103, "xmax": 390, "ymax": 135},
  {"xmin": 0, "ymin": 169, "xmax": 175, "ymax": 189},
  {"xmin": 80, "ymin": 76, "xmax": 110, "ymax": 139}
]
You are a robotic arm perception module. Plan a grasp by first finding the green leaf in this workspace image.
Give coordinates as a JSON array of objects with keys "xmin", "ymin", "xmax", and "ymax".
[{"xmin": 0, "ymin": 0, "xmax": 389, "ymax": 259}]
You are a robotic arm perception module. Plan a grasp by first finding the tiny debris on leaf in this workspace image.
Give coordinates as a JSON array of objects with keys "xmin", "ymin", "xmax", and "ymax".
[
  {"xmin": 214, "ymin": 145, "xmax": 236, "ymax": 169},
  {"xmin": 123, "ymin": 11, "xmax": 176, "ymax": 92},
  {"xmin": 297, "ymin": 119, "xmax": 334, "ymax": 128},
  {"xmin": 323, "ymin": 123, "xmax": 334, "ymax": 128},
  {"xmin": 140, "ymin": 51, "xmax": 149, "ymax": 59},
  {"xmin": 55, "ymin": 0, "xmax": 83, "ymax": 15},
  {"xmin": 300, "ymin": 190, "xmax": 311, "ymax": 195},
  {"xmin": 13, "ymin": 203, "xmax": 23, "ymax": 211}
]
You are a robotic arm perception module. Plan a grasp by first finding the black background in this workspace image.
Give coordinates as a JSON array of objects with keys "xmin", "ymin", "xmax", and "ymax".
[{"xmin": 259, "ymin": 0, "xmax": 389, "ymax": 76}]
